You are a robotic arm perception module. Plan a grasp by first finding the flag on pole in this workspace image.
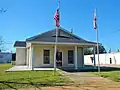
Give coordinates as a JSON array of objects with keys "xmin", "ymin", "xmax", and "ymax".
[
  {"xmin": 53, "ymin": 0, "xmax": 60, "ymax": 75},
  {"xmin": 93, "ymin": 9, "xmax": 100, "ymax": 72},
  {"xmin": 54, "ymin": 9, "xmax": 60, "ymax": 27},
  {"xmin": 93, "ymin": 9, "xmax": 97, "ymax": 29}
]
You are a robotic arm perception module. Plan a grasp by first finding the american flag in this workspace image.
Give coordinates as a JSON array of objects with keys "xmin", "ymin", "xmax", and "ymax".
[
  {"xmin": 94, "ymin": 9, "xmax": 97, "ymax": 29},
  {"xmin": 54, "ymin": 9, "xmax": 60, "ymax": 27}
]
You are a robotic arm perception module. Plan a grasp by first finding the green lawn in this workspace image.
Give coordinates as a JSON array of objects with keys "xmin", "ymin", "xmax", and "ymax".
[
  {"xmin": 0, "ymin": 64, "xmax": 70, "ymax": 89},
  {"xmin": 93, "ymin": 71, "xmax": 120, "ymax": 82}
]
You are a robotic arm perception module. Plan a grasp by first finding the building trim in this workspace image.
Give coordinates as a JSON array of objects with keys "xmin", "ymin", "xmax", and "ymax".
[
  {"xmin": 15, "ymin": 47, "xmax": 26, "ymax": 48},
  {"xmin": 28, "ymin": 41, "xmax": 97, "ymax": 46}
]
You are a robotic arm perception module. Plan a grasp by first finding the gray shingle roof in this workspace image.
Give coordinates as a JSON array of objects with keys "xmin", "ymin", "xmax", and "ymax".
[
  {"xmin": 26, "ymin": 27, "xmax": 96, "ymax": 44},
  {"xmin": 14, "ymin": 41, "xmax": 26, "ymax": 47}
]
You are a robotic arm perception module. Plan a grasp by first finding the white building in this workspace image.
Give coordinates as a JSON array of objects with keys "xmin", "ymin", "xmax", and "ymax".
[
  {"xmin": 14, "ymin": 28, "xmax": 96, "ymax": 70},
  {"xmin": 84, "ymin": 52, "xmax": 120, "ymax": 65}
]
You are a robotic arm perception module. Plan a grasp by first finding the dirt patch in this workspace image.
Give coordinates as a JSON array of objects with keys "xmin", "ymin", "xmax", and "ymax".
[
  {"xmin": 18, "ymin": 86, "xmax": 87, "ymax": 90},
  {"xmin": 58, "ymin": 71, "xmax": 120, "ymax": 90},
  {"xmin": 18, "ymin": 85, "xmax": 120, "ymax": 90}
]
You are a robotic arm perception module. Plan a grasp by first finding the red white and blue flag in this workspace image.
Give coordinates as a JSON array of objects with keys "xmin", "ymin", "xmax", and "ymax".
[{"xmin": 54, "ymin": 9, "xmax": 60, "ymax": 27}]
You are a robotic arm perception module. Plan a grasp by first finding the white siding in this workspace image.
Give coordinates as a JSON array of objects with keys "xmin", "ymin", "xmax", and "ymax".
[
  {"xmin": 33, "ymin": 45, "xmax": 54, "ymax": 68},
  {"xmin": 16, "ymin": 48, "xmax": 26, "ymax": 65},
  {"xmin": 60, "ymin": 46, "xmax": 74, "ymax": 67}
]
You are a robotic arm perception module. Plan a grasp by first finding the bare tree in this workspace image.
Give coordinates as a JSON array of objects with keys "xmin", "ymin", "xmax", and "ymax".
[{"xmin": 84, "ymin": 44, "xmax": 107, "ymax": 55}]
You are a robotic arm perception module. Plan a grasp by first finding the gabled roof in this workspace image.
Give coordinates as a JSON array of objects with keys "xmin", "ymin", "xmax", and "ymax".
[
  {"xmin": 14, "ymin": 41, "xmax": 26, "ymax": 47},
  {"xmin": 26, "ymin": 27, "xmax": 96, "ymax": 44}
]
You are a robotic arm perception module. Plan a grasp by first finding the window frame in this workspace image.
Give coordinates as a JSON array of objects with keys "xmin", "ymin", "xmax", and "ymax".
[
  {"xmin": 68, "ymin": 50, "xmax": 74, "ymax": 65},
  {"xmin": 43, "ymin": 49, "xmax": 50, "ymax": 65}
]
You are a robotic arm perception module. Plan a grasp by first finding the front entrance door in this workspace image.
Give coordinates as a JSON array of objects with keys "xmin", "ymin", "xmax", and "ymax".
[{"xmin": 56, "ymin": 52, "xmax": 62, "ymax": 66}]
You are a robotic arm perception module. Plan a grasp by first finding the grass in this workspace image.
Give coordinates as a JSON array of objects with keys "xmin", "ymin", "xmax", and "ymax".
[
  {"xmin": 0, "ymin": 64, "xmax": 71, "ymax": 89},
  {"xmin": 93, "ymin": 71, "xmax": 120, "ymax": 82}
]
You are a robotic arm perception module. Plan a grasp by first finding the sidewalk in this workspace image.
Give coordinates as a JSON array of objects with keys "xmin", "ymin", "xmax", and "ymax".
[{"xmin": 60, "ymin": 70, "xmax": 120, "ymax": 90}]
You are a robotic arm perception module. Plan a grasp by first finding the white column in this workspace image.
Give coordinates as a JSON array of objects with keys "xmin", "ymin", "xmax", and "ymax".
[
  {"xmin": 28, "ymin": 47, "xmax": 31, "ymax": 68},
  {"xmin": 26, "ymin": 48, "xmax": 28, "ymax": 65},
  {"xmin": 27, "ymin": 48, "xmax": 30, "ymax": 66},
  {"xmin": 54, "ymin": 45, "xmax": 57, "ymax": 71},
  {"xmin": 82, "ymin": 47, "xmax": 84, "ymax": 67},
  {"xmin": 31, "ymin": 46, "xmax": 34, "ymax": 70},
  {"xmin": 75, "ymin": 46, "xmax": 78, "ymax": 69}
]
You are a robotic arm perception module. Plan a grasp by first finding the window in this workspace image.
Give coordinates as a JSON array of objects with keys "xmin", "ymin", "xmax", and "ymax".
[
  {"xmin": 43, "ymin": 50, "xmax": 50, "ymax": 64},
  {"xmin": 68, "ymin": 50, "xmax": 74, "ymax": 64}
]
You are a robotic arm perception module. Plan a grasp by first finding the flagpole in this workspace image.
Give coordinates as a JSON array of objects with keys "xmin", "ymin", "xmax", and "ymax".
[
  {"xmin": 95, "ymin": 9, "xmax": 100, "ymax": 72},
  {"xmin": 54, "ymin": 29, "xmax": 57, "ymax": 73},
  {"xmin": 54, "ymin": 25, "xmax": 58, "ymax": 73},
  {"xmin": 54, "ymin": 0, "xmax": 60, "ymax": 75},
  {"xmin": 96, "ymin": 27, "xmax": 100, "ymax": 72}
]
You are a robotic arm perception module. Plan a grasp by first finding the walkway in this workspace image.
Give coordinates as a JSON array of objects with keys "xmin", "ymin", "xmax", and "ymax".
[
  {"xmin": 6, "ymin": 66, "xmax": 59, "ymax": 71},
  {"xmin": 60, "ymin": 71, "xmax": 120, "ymax": 90}
]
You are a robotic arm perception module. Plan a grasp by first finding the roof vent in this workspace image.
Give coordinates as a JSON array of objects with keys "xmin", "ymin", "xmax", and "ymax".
[{"xmin": 71, "ymin": 28, "xmax": 73, "ymax": 34}]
